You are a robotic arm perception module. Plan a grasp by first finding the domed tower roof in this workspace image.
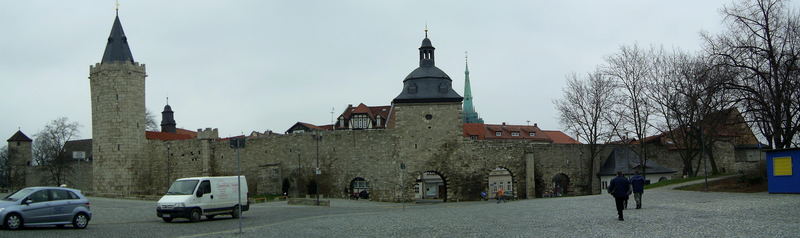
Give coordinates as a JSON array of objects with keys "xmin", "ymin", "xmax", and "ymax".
[
  {"xmin": 393, "ymin": 33, "xmax": 463, "ymax": 104},
  {"xmin": 161, "ymin": 100, "xmax": 176, "ymax": 133}
]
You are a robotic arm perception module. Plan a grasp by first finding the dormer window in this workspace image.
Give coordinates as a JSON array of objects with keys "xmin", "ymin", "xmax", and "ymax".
[
  {"xmin": 495, "ymin": 131, "xmax": 502, "ymax": 136},
  {"xmin": 351, "ymin": 114, "xmax": 369, "ymax": 129},
  {"xmin": 511, "ymin": 132, "xmax": 520, "ymax": 137},
  {"xmin": 529, "ymin": 132, "xmax": 536, "ymax": 137}
]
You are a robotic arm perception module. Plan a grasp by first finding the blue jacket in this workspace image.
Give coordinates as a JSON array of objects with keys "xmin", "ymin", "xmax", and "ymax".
[
  {"xmin": 630, "ymin": 175, "xmax": 645, "ymax": 193},
  {"xmin": 607, "ymin": 176, "xmax": 630, "ymax": 198}
]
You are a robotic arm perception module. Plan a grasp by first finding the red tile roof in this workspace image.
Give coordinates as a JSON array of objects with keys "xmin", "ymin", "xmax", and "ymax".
[
  {"xmin": 175, "ymin": 128, "xmax": 198, "ymax": 137},
  {"xmin": 540, "ymin": 130, "xmax": 581, "ymax": 144},
  {"xmin": 463, "ymin": 123, "xmax": 579, "ymax": 144},
  {"xmin": 336, "ymin": 103, "xmax": 391, "ymax": 129},
  {"xmin": 463, "ymin": 123, "xmax": 487, "ymax": 139},
  {"xmin": 146, "ymin": 131, "xmax": 195, "ymax": 141}
]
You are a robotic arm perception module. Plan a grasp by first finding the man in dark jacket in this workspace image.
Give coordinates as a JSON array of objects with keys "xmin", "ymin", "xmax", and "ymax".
[
  {"xmin": 607, "ymin": 171, "xmax": 631, "ymax": 221},
  {"xmin": 629, "ymin": 171, "xmax": 646, "ymax": 209}
]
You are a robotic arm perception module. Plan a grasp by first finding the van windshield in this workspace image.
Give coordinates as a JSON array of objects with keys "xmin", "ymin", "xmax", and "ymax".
[
  {"xmin": 3, "ymin": 188, "xmax": 36, "ymax": 201},
  {"xmin": 166, "ymin": 180, "xmax": 199, "ymax": 195}
]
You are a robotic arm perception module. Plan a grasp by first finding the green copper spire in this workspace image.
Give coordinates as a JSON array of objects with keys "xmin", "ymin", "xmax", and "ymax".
[{"xmin": 463, "ymin": 52, "xmax": 484, "ymax": 123}]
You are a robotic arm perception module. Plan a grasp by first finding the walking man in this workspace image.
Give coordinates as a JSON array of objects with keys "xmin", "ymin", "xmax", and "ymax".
[
  {"xmin": 607, "ymin": 171, "xmax": 631, "ymax": 221},
  {"xmin": 630, "ymin": 171, "xmax": 645, "ymax": 209}
]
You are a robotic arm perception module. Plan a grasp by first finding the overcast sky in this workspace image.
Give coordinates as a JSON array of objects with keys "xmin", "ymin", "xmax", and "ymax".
[{"xmin": 0, "ymin": 0, "xmax": 765, "ymax": 140}]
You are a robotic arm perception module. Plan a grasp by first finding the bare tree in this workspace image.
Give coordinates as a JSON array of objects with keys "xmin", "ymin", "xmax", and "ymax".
[
  {"xmin": 146, "ymin": 109, "xmax": 159, "ymax": 131},
  {"xmin": 703, "ymin": 0, "xmax": 800, "ymax": 149},
  {"xmin": 32, "ymin": 117, "xmax": 80, "ymax": 186},
  {"xmin": 605, "ymin": 44, "xmax": 657, "ymax": 179},
  {"xmin": 647, "ymin": 50, "xmax": 735, "ymax": 176},
  {"xmin": 555, "ymin": 69, "xmax": 618, "ymax": 193},
  {"xmin": 0, "ymin": 146, "xmax": 9, "ymax": 188}
]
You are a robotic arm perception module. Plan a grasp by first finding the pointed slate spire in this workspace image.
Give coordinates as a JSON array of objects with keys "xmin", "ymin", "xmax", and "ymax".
[
  {"xmin": 101, "ymin": 12, "xmax": 134, "ymax": 63},
  {"xmin": 462, "ymin": 52, "xmax": 483, "ymax": 123},
  {"xmin": 7, "ymin": 130, "xmax": 33, "ymax": 142}
]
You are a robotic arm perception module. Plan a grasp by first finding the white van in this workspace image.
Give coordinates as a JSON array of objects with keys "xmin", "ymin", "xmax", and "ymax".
[{"xmin": 156, "ymin": 176, "xmax": 249, "ymax": 222}]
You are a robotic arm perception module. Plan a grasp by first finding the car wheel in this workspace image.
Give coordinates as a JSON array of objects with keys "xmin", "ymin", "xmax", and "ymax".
[
  {"xmin": 162, "ymin": 217, "xmax": 173, "ymax": 223},
  {"xmin": 189, "ymin": 209, "xmax": 201, "ymax": 222},
  {"xmin": 4, "ymin": 213, "xmax": 23, "ymax": 230},
  {"xmin": 206, "ymin": 215, "xmax": 215, "ymax": 220},
  {"xmin": 72, "ymin": 213, "xmax": 89, "ymax": 229},
  {"xmin": 231, "ymin": 205, "xmax": 241, "ymax": 218}
]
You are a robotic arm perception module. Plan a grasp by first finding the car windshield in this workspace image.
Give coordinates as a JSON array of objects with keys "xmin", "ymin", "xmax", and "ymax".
[
  {"xmin": 3, "ymin": 188, "xmax": 36, "ymax": 201},
  {"xmin": 166, "ymin": 180, "xmax": 199, "ymax": 195}
]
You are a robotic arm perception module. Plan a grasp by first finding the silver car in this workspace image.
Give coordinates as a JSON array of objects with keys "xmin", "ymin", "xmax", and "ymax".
[{"xmin": 1, "ymin": 187, "xmax": 92, "ymax": 230}]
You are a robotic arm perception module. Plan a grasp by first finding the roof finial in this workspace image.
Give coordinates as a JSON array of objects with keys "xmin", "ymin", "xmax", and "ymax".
[
  {"xmin": 465, "ymin": 51, "xmax": 468, "ymax": 64},
  {"xmin": 424, "ymin": 23, "xmax": 428, "ymax": 38},
  {"xmin": 115, "ymin": 0, "xmax": 120, "ymax": 15},
  {"xmin": 166, "ymin": 96, "xmax": 169, "ymax": 105}
]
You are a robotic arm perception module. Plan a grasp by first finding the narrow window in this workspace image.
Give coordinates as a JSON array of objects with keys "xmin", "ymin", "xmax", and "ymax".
[{"xmin": 117, "ymin": 144, "xmax": 120, "ymax": 151}]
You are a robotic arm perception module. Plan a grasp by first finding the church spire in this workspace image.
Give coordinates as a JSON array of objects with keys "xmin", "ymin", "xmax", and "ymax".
[
  {"xmin": 419, "ymin": 27, "xmax": 435, "ymax": 67},
  {"xmin": 101, "ymin": 9, "xmax": 134, "ymax": 63},
  {"xmin": 462, "ymin": 51, "xmax": 483, "ymax": 123}
]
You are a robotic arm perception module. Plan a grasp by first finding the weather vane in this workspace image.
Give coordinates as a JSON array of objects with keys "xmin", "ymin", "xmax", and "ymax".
[
  {"xmin": 115, "ymin": 0, "xmax": 120, "ymax": 14},
  {"xmin": 424, "ymin": 23, "xmax": 428, "ymax": 38}
]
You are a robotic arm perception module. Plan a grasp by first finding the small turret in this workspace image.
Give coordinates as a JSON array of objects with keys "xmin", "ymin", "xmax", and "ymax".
[{"xmin": 161, "ymin": 102, "xmax": 177, "ymax": 133}]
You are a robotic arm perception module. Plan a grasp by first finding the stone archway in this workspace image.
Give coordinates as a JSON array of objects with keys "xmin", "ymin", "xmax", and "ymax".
[
  {"xmin": 415, "ymin": 171, "xmax": 447, "ymax": 202},
  {"xmin": 487, "ymin": 167, "xmax": 515, "ymax": 199},
  {"xmin": 349, "ymin": 177, "xmax": 370, "ymax": 199},
  {"xmin": 552, "ymin": 173, "xmax": 570, "ymax": 197}
]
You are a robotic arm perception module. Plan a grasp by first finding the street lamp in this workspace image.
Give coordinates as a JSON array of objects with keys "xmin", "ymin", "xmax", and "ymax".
[
  {"xmin": 313, "ymin": 131, "xmax": 322, "ymax": 205},
  {"xmin": 400, "ymin": 162, "xmax": 406, "ymax": 211}
]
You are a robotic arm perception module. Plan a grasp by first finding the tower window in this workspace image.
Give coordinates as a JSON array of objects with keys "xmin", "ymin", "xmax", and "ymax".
[{"xmin": 425, "ymin": 114, "xmax": 433, "ymax": 120}]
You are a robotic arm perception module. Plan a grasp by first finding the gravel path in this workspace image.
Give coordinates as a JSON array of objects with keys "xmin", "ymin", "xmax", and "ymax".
[{"xmin": 190, "ymin": 187, "xmax": 799, "ymax": 238}]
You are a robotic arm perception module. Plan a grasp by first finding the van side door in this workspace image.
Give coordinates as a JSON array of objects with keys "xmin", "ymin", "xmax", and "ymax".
[{"xmin": 197, "ymin": 180, "xmax": 214, "ymax": 211}]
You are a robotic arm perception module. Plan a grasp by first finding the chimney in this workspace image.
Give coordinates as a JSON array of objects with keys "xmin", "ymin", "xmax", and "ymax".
[
  {"xmin": 534, "ymin": 123, "xmax": 538, "ymax": 127},
  {"xmin": 502, "ymin": 122, "xmax": 506, "ymax": 126}
]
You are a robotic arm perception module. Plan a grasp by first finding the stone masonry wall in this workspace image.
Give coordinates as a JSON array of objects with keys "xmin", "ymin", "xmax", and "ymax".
[{"xmin": 89, "ymin": 61, "xmax": 147, "ymax": 196}]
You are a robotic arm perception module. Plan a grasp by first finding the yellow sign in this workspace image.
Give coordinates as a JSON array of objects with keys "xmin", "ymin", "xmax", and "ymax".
[{"xmin": 774, "ymin": 157, "xmax": 793, "ymax": 176}]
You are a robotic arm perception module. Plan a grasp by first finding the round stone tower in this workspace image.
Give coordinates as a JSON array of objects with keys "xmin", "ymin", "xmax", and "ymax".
[{"xmin": 89, "ymin": 12, "xmax": 147, "ymax": 195}]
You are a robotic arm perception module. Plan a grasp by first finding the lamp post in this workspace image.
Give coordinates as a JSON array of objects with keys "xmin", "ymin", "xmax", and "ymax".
[
  {"xmin": 296, "ymin": 152, "xmax": 301, "ymax": 198},
  {"xmin": 400, "ymin": 162, "xmax": 406, "ymax": 211},
  {"xmin": 229, "ymin": 137, "xmax": 246, "ymax": 234},
  {"xmin": 313, "ymin": 131, "xmax": 322, "ymax": 206}
]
